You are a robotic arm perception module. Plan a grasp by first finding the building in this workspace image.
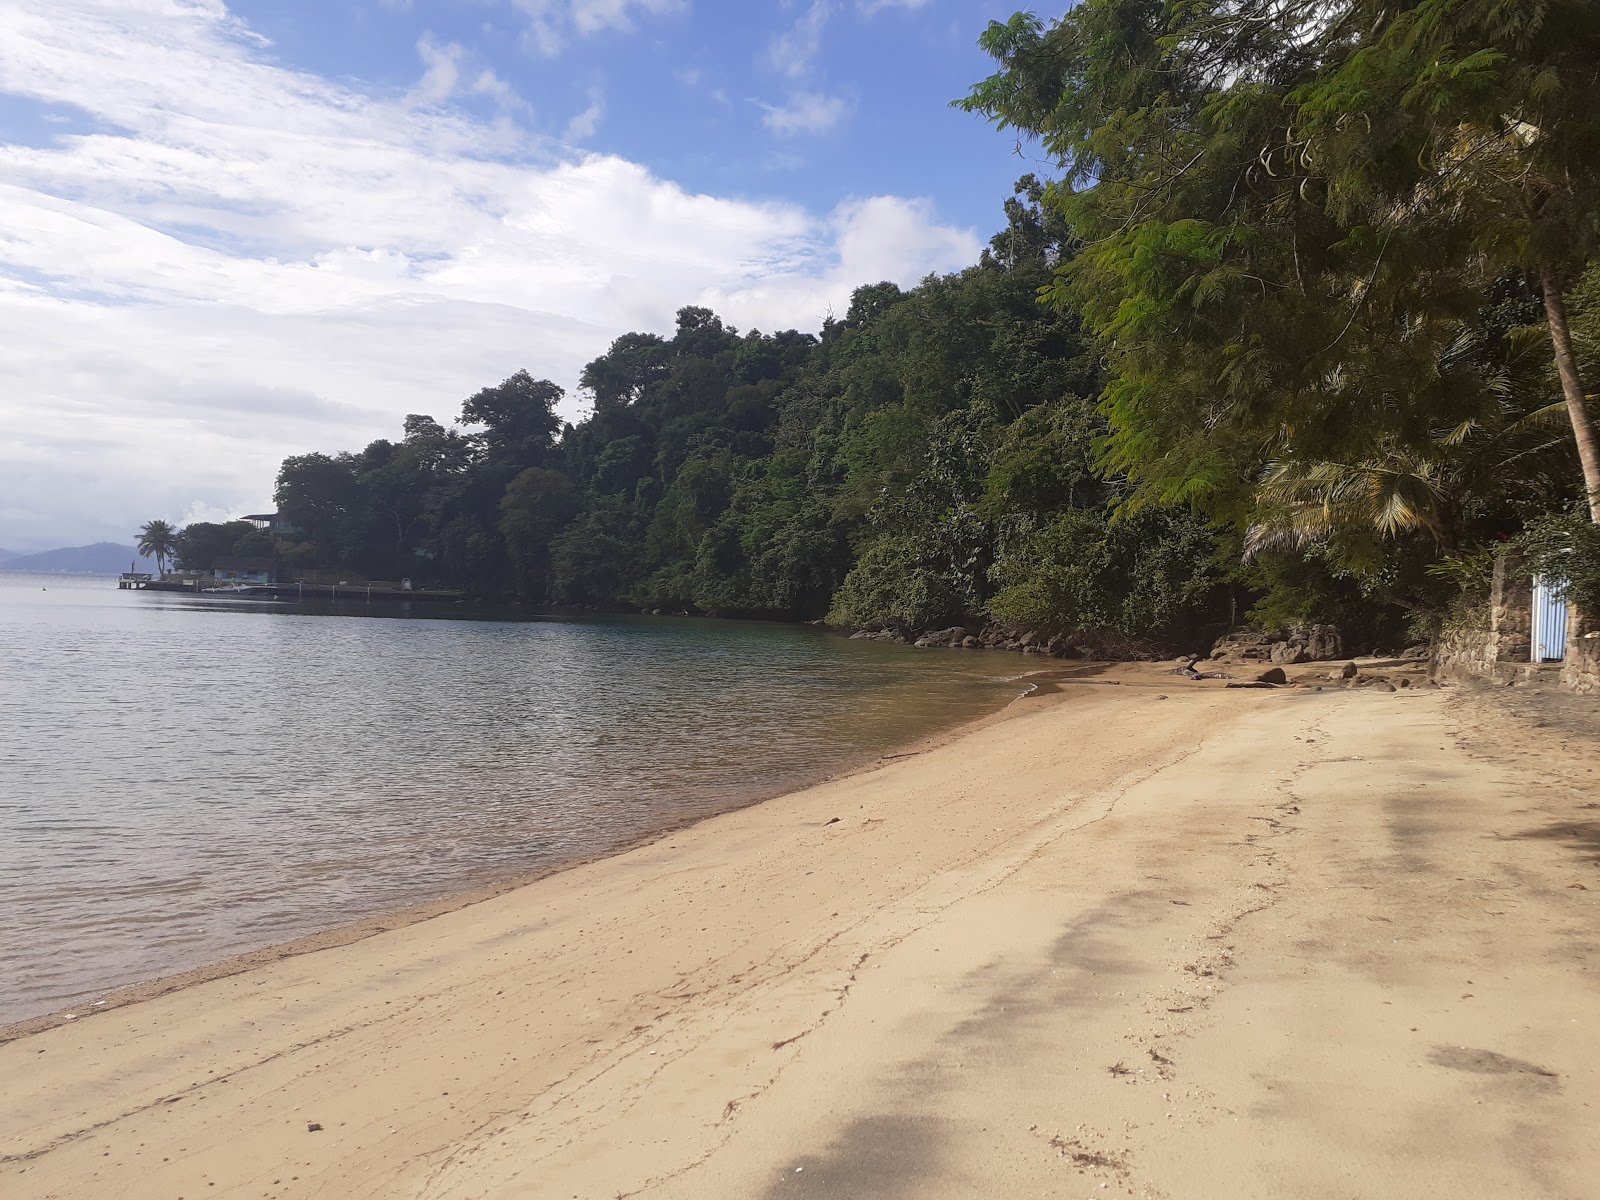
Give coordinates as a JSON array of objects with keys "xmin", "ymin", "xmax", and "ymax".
[{"xmin": 213, "ymin": 556, "xmax": 278, "ymax": 585}]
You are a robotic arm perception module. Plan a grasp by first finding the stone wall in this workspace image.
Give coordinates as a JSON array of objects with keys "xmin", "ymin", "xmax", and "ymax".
[
  {"xmin": 1489, "ymin": 553, "xmax": 1534, "ymax": 664},
  {"xmin": 1563, "ymin": 604, "xmax": 1600, "ymax": 694},
  {"xmin": 1433, "ymin": 552, "xmax": 1596, "ymax": 691},
  {"xmin": 1432, "ymin": 619, "xmax": 1498, "ymax": 681}
]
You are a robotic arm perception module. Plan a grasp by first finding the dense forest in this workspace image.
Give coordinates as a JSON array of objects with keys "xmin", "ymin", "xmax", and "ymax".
[{"xmin": 165, "ymin": 2, "xmax": 1600, "ymax": 654}]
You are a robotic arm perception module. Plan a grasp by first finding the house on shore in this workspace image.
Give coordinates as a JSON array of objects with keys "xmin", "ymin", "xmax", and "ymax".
[
  {"xmin": 213, "ymin": 556, "xmax": 278, "ymax": 585},
  {"xmin": 241, "ymin": 512, "xmax": 299, "ymax": 538}
]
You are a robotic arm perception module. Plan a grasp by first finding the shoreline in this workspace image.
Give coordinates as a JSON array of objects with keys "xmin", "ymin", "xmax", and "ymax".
[
  {"xmin": 0, "ymin": 660, "xmax": 1106, "ymax": 1044},
  {"xmin": 7, "ymin": 669, "xmax": 1594, "ymax": 1198}
]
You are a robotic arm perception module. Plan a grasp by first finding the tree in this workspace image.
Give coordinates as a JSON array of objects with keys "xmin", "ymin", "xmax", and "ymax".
[
  {"xmin": 174, "ymin": 520, "xmax": 257, "ymax": 571},
  {"xmin": 959, "ymin": 1, "xmax": 1600, "ymax": 523},
  {"xmin": 1299, "ymin": 0, "xmax": 1600, "ymax": 520},
  {"xmin": 461, "ymin": 371, "xmax": 564, "ymax": 468},
  {"xmin": 275, "ymin": 453, "xmax": 364, "ymax": 564},
  {"xmin": 499, "ymin": 467, "xmax": 581, "ymax": 601},
  {"xmin": 136, "ymin": 519, "xmax": 178, "ymax": 575}
]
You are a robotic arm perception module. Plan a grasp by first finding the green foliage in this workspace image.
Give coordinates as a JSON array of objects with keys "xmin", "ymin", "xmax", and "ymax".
[
  {"xmin": 825, "ymin": 534, "xmax": 971, "ymax": 634},
  {"xmin": 960, "ymin": 0, "xmax": 1600, "ymax": 524},
  {"xmin": 500, "ymin": 468, "xmax": 581, "ymax": 601},
  {"xmin": 987, "ymin": 509, "xmax": 1226, "ymax": 640},
  {"xmin": 135, "ymin": 519, "xmax": 179, "ymax": 575},
  {"xmin": 1519, "ymin": 511, "xmax": 1600, "ymax": 614},
  {"xmin": 174, "ymin": 520, "xmax": 257, "ymax": 571}
]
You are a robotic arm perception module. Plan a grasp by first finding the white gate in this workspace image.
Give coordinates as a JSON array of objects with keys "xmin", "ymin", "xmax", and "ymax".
[{"xmin": 1531, "ymin": 576, "xmax": 1569, "ymax": 663}]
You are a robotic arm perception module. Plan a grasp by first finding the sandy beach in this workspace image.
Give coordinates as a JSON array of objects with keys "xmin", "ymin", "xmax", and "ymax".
[{"xmin": 3, "ymin": 667, "xmax": 1598, "ymax": 1199}]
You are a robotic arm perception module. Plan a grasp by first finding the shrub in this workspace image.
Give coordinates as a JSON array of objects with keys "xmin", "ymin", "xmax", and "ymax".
[{"xmin": 1518, "ymin": 510, "xmax": 1600, "ymax": 614}]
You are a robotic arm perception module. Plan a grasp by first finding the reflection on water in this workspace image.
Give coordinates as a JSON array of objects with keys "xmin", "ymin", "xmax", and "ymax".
[{"xmin": 0, "ymin": 573, "xmax": 1026, "ymax": 1023}]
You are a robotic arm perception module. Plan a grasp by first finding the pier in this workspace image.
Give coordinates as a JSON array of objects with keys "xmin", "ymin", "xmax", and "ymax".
[{"xmin": 117, "ymin": 573, "xmax": 464, "ymax": 603}]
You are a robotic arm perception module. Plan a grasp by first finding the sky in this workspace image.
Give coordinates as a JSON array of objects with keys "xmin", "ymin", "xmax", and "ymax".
[{"xmin": 0, "ymin": 0, "xmax": 1049, "ymax": 552}]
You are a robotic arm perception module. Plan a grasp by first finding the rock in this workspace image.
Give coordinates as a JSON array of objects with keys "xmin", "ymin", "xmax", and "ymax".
[
  {"xmin": 913, "ymin": 638, "xmax": 936, "ymax": 648},
  {"xmin": 961, "ymin": 635, "xmax": 978, "ymax": 648},
  {"xmin": 1256, "ymin": 667, "xmax": 1289, "ymax": 685},
  {"xmin": 1378, "ymin": 681, "xmax": 1398, "ymax": 692},
  {"xmin": 1208, "ymin": 628, "xmax": 1275, "ymax": 660},
  {"xmin": 307, "ymin": 1122, "xmax": 323, "ymax": 1133},
  {"xmin": 1302, "ymin": 624, "xmax": 1343, "ymax": 661},
  {"xmin": 1269, "ymin": 641, "xmax": 1311, "ymax": 665},
  {"xmin": 1401, "ymin": 643, "xmax": 1431, "ymax": 660},
  {"xmin": 849, "ymin": 630, "xmax": 875, "ymax": 640},
  {"xmin": 1341, "ymin": 661, "xmax": 1359, "ymax": 679},
  {"xmin": 1226, "ymin": 681, "xmax": 1279, "ymax": 689}
]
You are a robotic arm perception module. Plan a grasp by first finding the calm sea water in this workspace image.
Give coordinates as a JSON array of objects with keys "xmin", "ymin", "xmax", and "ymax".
[{"xmin": 0, "ymin": 573, "xmax": 1029, "ymax": 1024}]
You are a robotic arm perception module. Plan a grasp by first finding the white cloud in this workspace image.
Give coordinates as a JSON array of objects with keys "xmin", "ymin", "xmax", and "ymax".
[
  {"xmin": 510, "ymin": 0, "xmax": 682, "ymax": 57},
  {"xmin": 0, "ymin": 0, "xmax": 978, "ymax": 550},
  {"xmin": 768, "ymin": 1, "xmax": 831, "ymax": 77},
  {"xmin": 563, "ymin": 88, "xmax": 605, "ymax": 142},
  {"xmin": 759, "ymin": 91, "xmax": 851, "ymax": 137},
  {"xmin": 410, "ymin": 37, "xmax": 530, "ymax": 114},
  {"xmin": 410, "ymin": 36, "xmax": 464, "ymax": 107}
]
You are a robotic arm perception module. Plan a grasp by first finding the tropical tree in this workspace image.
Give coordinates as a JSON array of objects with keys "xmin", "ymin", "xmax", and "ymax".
[
  {"xmin": 958, "ymin": 1, "xmax": 1600, "ymax": 523},
  {"xmin": 1290, "ymin": 0, "xmax": 1600, "ymax": 521},
  {"xmin": 136, "ymin": 519, "xmax": 179, "ymax": 576}
]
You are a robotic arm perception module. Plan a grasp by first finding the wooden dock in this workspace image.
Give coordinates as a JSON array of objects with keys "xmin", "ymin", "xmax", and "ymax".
[
  {"xmin": 264, "ymin": 582, "xmax": 466, "ymax": 603},
  {"xmin": 117, "ymin": 573, "xmax": 200, "ymax": 592},
  {"xmin": 117, "ymin": 574, "xmax": 465, "ymax": 602}
]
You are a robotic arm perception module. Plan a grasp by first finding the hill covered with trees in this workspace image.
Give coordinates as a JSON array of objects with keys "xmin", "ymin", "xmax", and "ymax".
[{"xmin": 171, "ymin": 3, "xmax": 1600, "ymax": 654}]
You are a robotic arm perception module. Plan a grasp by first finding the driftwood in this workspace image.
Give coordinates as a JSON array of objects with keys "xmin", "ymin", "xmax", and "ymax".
[{"xmin": 1168, "ymin": 660, "xmax": 1231, "ymax": 681}]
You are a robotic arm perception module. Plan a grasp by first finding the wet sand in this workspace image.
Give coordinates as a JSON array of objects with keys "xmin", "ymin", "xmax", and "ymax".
[{"xmin": 3, "ymin": 666, "xmax": 1597, "ymax": 1199}]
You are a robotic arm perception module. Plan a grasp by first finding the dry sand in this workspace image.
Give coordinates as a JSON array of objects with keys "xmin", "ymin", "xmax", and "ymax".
[{"xmin": 3, "ymin": 667, "xmax": 1598, "ymax": 1199}]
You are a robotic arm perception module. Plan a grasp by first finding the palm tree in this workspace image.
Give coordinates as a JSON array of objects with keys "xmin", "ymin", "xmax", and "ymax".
[
  {"xmin": 1244, "ymin": 405, "xmax": 1575, "ymax": 563},
  {"xmin": 137, "ymin": 519, "xmax": 179, "ymax": 577}
]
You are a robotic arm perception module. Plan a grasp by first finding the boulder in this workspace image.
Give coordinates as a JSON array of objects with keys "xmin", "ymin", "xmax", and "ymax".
[
  {"xmin": 1303, "ymin": 624, "xmax": 1343, "ymax": 661},
  {"xmin": 1340, "ymin": 661, "xmax": 1359, "ymax": 680},
  {"xmin": 1269, "ymin": 642, "xmax": 1311, "ymax": 665},
  {"xmin": 1209, "ymin": 629, "xmax": 1276, "ymax": 660},
  {"xmin": 1256, "ymin": 667, "xmax": 1289, "ymax": 685}
]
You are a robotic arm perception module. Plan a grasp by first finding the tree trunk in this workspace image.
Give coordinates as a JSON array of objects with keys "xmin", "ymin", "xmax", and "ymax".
[{"xmin": 1543, "ymin": 270, "xmax": 1600, "ymax": 523}]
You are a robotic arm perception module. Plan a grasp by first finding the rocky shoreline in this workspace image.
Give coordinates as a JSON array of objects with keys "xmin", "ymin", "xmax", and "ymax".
[{"xmin": 845, "ymin": 618, "xmax": 1432, "ymax": 669}]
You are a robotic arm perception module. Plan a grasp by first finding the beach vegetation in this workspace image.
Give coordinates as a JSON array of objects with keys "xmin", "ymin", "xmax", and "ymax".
[
  {"xmin": 148, "ymin": 4, "xmax": 1600, "ymax": 650},
  {"xmin": 135, "ymin": 519, "xmax": 179, "ymax": 576}
]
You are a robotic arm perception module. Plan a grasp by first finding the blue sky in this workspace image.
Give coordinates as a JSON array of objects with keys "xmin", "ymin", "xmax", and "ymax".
[
  {"xmin": 226, "ymin": 0, "xmax": 1035, "ymax": 226},
  {"xmin": 0, "ymin": 0, "xmax": 1050, "ymax": 550}
]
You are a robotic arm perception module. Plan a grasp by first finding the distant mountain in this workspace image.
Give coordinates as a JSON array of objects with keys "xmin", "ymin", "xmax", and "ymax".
[
  {"xmin": 0, "ymin": 548, "xmax": 16, "ymax": 563},
  {"xmin": 0, "ymin": 543, "xmax": 155, "ymax": 575}
]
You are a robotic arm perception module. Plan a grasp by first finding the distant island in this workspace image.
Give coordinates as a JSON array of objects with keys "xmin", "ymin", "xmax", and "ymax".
[{"xmin": 0, "ymin": 543, "xmax": 155, "ymax": 575}]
